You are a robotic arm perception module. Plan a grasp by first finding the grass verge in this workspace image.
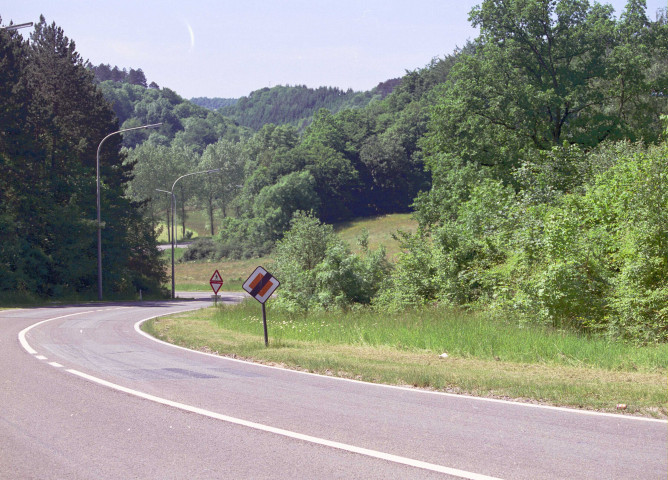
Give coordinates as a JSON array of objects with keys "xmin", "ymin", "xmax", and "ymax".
[
  {"xmin": 170, "ymin": 256, "xmax": 272, "ymax": 292},
  {"xmin": 143, "ymin": 301, "xmax": 667, "ymax": 419}
]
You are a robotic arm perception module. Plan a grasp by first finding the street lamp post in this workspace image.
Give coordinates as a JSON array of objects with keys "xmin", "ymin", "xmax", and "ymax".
[
  {"xmin": 155, "ymin": 188, "xmax": 175, "ymax": 298},
  {"xmin": 157, "ymin": 169, "xmax": 221, "ymax": 299},
  {"xmin": 1, "ymin": 22, "xmax": 33, "ymax": 31},
  {"xmin": 97, "ymin": 123, "xmax": 161, "ymax": 300}
]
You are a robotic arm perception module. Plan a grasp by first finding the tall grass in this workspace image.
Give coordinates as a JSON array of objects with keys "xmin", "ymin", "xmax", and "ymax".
[{"xmin": 210, "ymin": 301, "xmax": 667, "ymax": 373}]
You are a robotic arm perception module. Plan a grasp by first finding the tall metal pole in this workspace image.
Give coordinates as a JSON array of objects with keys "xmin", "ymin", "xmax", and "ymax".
[
  {"xmin": 171, "ymin": 191, "xmax": 176, "ymax": 298},
  {"xmin": 156, "ymin": 168, "xmax": 221, "ymax": 299},
  {"xmin": 156, "ymin": 189, "xmax": 175, "ymax": 299},
  {"xmin": 97, "ymin": 123, "xmax": 161, "ymax": 300}
]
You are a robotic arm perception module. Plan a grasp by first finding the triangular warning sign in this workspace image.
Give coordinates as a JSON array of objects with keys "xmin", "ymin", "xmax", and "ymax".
[{"xmin": 210, "ymin": 270, "xmax": 224, "ymax": 294}]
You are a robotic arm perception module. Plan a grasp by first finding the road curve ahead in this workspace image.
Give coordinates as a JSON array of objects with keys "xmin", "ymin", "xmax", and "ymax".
[{"xmin": 1, "ymin": 299, "xmax": 666, "ymax": 479}]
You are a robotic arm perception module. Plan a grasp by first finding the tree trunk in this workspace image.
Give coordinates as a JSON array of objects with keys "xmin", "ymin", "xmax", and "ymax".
[{"xmin": 208, "ymin": 196, "xmax": 215, "ymax": 236}]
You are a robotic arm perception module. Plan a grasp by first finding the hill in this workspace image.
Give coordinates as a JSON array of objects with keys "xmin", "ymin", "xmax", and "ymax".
[
  {"xmin": 190, "ymin": 97, "xmax": 238, "ymax": 110},
  {"xmin": 217, "ymin": 80, "xmax": 400, "ymax": 131}
]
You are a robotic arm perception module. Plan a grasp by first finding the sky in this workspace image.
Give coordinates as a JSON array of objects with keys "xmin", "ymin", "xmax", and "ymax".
[{"xmin": 2, "ymin": 1, "xmax": 666, "ymax": 99}]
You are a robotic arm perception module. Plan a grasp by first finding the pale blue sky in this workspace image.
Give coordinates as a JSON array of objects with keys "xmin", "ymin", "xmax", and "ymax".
[{"xmin": 2, "ymin": 1, "xmax": 665, "ymax": 99}]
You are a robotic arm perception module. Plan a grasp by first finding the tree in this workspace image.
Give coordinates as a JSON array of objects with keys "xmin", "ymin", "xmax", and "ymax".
[
  {"xmin": 125, "ymin": 142, "xmax": 182, "ymax": 239},
  {"xmin": 167, "ymin": 143, "xmax": 199, "ymax": 239},
  {"xmin": 273, "ymin": 211, "xmax": 391, "ymax": 311},
  {"xmin": 93, "ymin": 63, "xmax": 112, "ymax": 82},
  {"xmin": 198, "ymin": 139, "xmax": 246, "ymax": 235},
  {"xmin": 252, "ymin": 171, "xmax": 320, "ymax": 240},
  {"xmin": 127, "ymin": 68, "xmax": 147, "ymax": 87},
  {"xmin": 0, "ymin": 17, "xmax": 165, "ymax": 298},
  {"xmin": 424, "ymin": 0, "xmax": 665, "ymax": 181},
  {"xmin": 0, "ymin": 22, "xmax": 40, "ymax": 294}
]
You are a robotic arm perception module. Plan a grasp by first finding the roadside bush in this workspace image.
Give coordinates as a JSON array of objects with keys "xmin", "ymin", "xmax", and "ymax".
[
  {"xmin": 181, "ymin": 238, "xmax": 218, "ymax": 262},
  {"xmin": 273, "ymin": 212, "xmax": 391, "ymax": 311},
  {"xmin": 386, "ymin": 139, "xmax": 668, "ymax": 343}
]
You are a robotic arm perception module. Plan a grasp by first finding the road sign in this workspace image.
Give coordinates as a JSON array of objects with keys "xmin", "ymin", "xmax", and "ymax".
[
  {"xmin": 243, "ymin": 266, "xmax": 280, "ymax": 346},
  {"xmin": 243, "ymin": 266, "xmax": 279, "ymax": 304},
  {"xmin": 210, "ymin": 270, "xmax": 224, "ymax": 294}
]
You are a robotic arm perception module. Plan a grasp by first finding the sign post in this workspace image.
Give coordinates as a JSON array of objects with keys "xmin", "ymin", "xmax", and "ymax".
[
  {"xmin": 210, "ymin": 270, "xmax": 224, "ymax": 304},
  {"xmin": 242, "ymin": 266, "xmax": 280, "ymax": 346}
]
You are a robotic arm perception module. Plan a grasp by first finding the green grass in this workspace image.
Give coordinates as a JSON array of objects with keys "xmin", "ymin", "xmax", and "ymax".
[
  {"xmin": 160, "ymin": 247, "xmax": 188, "ymax": 263},
  {"xmin": 211, "ymin": 303, "xmax": 668, "ymax": 372},
  {"xmin": 334, "ymin": 213, "xmax": 417, "ymax": 260},
  {"xmin": 150, "ymin": 211, "xmax": 666, "ymax": 416},
  {"xmin": 167, "ymin": 212, "xmax": 415, "ymax": 291},
  {"xmin": 155, "ymin": 209, "xmax": 229, "ymax": 244},
  {"xmin": 168, "ymin": 254, "xmax": 267, "ymax": 292},
  {"xmin": 145, "ymin": 301, "xmax": 668, "ymax": 418},
  {"xmin": 155, "ymin": 223, "xmax": 199, "ymax": 244}
]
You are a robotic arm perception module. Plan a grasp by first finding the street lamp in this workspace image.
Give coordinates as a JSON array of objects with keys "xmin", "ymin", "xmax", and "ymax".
[
  {"xmin": 1, "ymin": 22, "xmax": 33, "ymax": 31},
  {"xmin": 155, "ymin": 188, "xmax": 175, "ymax": 298},
  {"xmin": 97, "ymin": 123, "xmax": 162, "ymax": 300},
  {"xmin": 157, "ymin": 169, "xmax": 221, "ymax": 299}
]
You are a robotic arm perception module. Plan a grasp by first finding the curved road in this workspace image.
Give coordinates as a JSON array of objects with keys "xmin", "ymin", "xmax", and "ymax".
[{"xmin": 1, "ymin": 297, "xmax": 666, "ymax": 479}]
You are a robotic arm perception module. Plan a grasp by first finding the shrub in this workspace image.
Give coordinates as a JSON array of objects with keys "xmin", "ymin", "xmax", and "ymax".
[
  {"xmin": 273, "ymin": 212, "xmax": 391, "ymax": 311},
  {"xmin": 181, "ymin": 238, "xmax": 218, "ymax": 262}
]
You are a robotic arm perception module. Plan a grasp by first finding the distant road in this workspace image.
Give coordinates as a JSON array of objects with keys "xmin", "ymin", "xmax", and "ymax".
[
  {"xmin": 157, "ymin": 241, "xmax": 193, "ymax": 251},
  {"xmin": 2, "ymin": 299, "xmax": 666, "ymax": 479}
]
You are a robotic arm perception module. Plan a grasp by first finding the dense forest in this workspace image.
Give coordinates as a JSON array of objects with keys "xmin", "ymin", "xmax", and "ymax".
[
  {"xmin": 0, "ymin": 16, "xmax": 165, "ymax": 300},
  {"xmin": 216, "ymin": 80, "xmax": 400, "ymax": 130},
  {"xmin": 190, "ymin": 97, "xmax": 238, "ymax": 110},
  {"xmin": 1, "ymin": 1, "xmax": 667, "ymax": 343}
]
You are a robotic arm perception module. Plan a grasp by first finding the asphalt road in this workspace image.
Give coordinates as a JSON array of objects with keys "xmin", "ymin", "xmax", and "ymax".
[{"xmin": 1, "ymin": 298, "xmax": 666, "ymax": 479}]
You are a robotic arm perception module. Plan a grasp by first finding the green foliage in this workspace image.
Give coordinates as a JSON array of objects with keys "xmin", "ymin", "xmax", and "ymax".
[
  {"xmin": 0, "ymin": 17, "xmax": 166, "ymax": 299},
  {"xmin": 190, "ymin": 97, "xmax": 238, "ymax": 110},
  {"xmin": 386, "ymin": 139, "xmax": 668, "ymax": 343},
  {"xmin": 96, "ymin": 80, "xmax": 247, "ymax": 149},
  {"xmin": 181, "ymin": 238, "xmax": 219, "ymax": 262},
  {"xmin": 219, "ymin": 84, "xmax": 377, "ymax": 131},
  {"xmin": 273, "ymin": 212, "xmax": 391, "ymax": 311},
  {"xmin": 391, "ymin": 1, "xmax": 668, "ymax": 342},
  {"xmin": 252, "ymin": 171, "xmax": 321, "ymax": 239},
  {"xmin": 423, "ymin": 0, "xmax": 667, "ymax": 183}
]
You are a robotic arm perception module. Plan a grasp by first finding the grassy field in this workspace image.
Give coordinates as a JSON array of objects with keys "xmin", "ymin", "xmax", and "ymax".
[
  {"xmin": 166, "ymin": 212, "xmax": 417, "ymax": 292},
  {"xmin": 172, "ymin": 256, "xmax": 267, "ymax": 291},
  {"xmin": 334, "ymin": 213, "xmax": 417, "ymax": 260},
  {"xmin": 152, "ymin": 212, "xmax": 666, "ymax": 418},
  {"xmin": 155, "ymin": 209, "xmax": 228, "ymax": 244},
  {"xmin": 144, "ymin": 301, "xmax": 668, "ymax": 418}
]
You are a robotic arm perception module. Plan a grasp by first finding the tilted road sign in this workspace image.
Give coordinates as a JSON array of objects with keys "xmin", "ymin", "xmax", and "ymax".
[{"xmin": 243, "ymin": 266, "xmax": 279, "ymax": 304}]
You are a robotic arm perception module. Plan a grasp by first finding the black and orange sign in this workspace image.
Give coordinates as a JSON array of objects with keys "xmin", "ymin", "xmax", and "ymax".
[{"xmin": 243, "ymin": 266, "xmax": 280, "ymax": 304}]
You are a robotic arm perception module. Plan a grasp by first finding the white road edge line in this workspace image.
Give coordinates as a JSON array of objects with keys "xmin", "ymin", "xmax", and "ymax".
[
  {"xmin": 18, "ymin": 311, "xmax": 96, "ymax": 354},
  {"xmin": 65, "ymin": 367, "xmax": 502, "ymax": 480},
  {"xmin": 135, "ymin": 316, "xmax": 668, "ymax": 425},
  {"xmin": 18, "ymin": 307, "xmax": 130, "ymax": 355}
]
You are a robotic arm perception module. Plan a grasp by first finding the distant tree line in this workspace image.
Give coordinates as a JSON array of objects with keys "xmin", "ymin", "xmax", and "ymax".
[
  {"xmin": 95, "ymin": 81, "xmax": 249, "ymax": 151},
  {"xmin": 176, "ymin": 60, "xmax": 454, "ymax": 259},
  {"xmin": 190, "ymin": 97, "xmax": 238, "ymax": 110},
  {"xmin": 218, "ymin": 83, "xmax": 397, "ymax": 131},
  {"xmin": 116, "ymin": 65, "xmax": 439, "ymax": 257},
  {"xmin": 90, "ymin": 63, "xmax": 158, "ymax": 89}
]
